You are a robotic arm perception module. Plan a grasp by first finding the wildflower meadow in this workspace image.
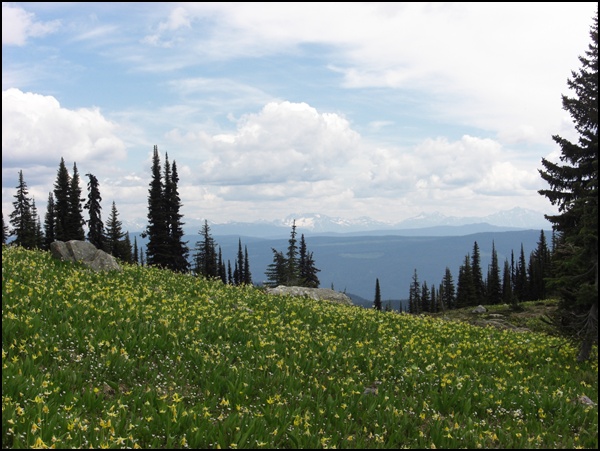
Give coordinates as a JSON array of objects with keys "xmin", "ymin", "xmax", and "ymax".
[{"xmin": 2, "ymin": 245, "xmax": 598, "ymax": 449}]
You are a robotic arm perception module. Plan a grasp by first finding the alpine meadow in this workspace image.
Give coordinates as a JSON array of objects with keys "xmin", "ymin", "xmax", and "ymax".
[{"xmin": 2, "ymin": 6, "xmax": 599, "ymax": 451}]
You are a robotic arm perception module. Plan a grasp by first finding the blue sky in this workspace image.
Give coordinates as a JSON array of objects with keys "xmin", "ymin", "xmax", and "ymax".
[{"xmin": 2, "ymin": 2, "xmax": 597, "ymax": 231}]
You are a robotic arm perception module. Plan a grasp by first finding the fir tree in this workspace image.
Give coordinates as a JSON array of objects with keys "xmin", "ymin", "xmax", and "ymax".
[
  {"xmin": 165, "ymin": 160, "xmax": 190, "ymax": 272},
  {"xmin": 527, "ymin": 230, "xmax": 551, "ymax": 301},
  {"xmin": 538, "ymin": 12, "xmax": 598, "ymax": 361},
  {"xmin": 9, "ymin": 171, "xmax": 37, "ymax": 249},
  {"xmin": 456, "ymin": 254, "xmax": 476, "ymax": 308},
  {"xmin": 285, "ymin": 220, "xmax": 299, "ymax": 285},
  {"xmin": 487, "ymin": 241, "xmax": 502, "ymax": 304},
  {"xmin": 421, "ymin": 281, "xmax": 431, "ymax": 313},
  {"xmin": 299, "ymin": 234, "xmax": 320, "ymax": 288},
  {"xmin": 471, "ymin": 241, "xmax": 485, "ymax": 303},
  {"xmin": 195, "ymin": 220, "xmax": 218, "ymax": 278},
  {"xmin": 133, "ymin": 236, "xmax": 139, "ymax": 264},
  {"xmin": 43, "ymin": 192, "xmax": 56, "ymax": 250},
  {"xmin": 265, "ymin": 249, "xmax": 287, "ymax": 287},
  {"xmin": 244, "ymin": 245, "xmax": 252, "ymax": 285},
  {"xmin": 144, "ymin": 146, "xmax": 169, "ymax": 268},
  {"xmin": 84, "ymin": 173, "xmax": 105, "ymax": 250},
  {"xmin": 105, "ymin": 201, "xmax": 128, "ymax": 261},
  {"xmin": 409, "ymin": 269, "xmax": 421, "ymax": 314},
  {"xmin": 502, "ymin": 259, "xmax": 515, "ymax": 306},
  {"xmin": 441, "ymin": 267, "xmax": 456, "ymax": 311},
  {"xmin": 31, "ymin": 198, "xmax": 44, "ymax": 249},
  {"xmin": 53, "ymin": 158, "xmax": 71, "ymax": 242},
  {"xmin": 68, "ymin": 163, "xmax": 85, "ymax": 240},
  {"xmin": 374, "ymin": 278, "xmax": 382, "ymax": 311},
  {"xmin": 514, "ymin": 244, "xmax": 528, "ymax": 302}
]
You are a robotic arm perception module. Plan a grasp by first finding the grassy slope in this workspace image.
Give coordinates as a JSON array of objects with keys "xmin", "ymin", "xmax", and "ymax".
[{"xmin": 2, "ymin": 246, "xmax": 598, "ymax": 449}]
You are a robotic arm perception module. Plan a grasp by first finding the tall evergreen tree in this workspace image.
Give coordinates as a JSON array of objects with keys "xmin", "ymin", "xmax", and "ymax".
[
  {"xmin": 514, "ymin": 244, "xmax": 529, "ymax": 302},
  {"xmin": 421, "ymin": 281, "xmax": 431, "ymax": 313},
  {"xmin": 456, "ymin": 254, "xmax": 476, "ymax": 308},
  {"xmin": 235, "ymin": 239, "xmax": 245, "ymax": 285},
  {"xmin": 133, "ymin": 236, "xmax": 139, "ymax": 264},
  {"xmin": 285, "ymin": 220, "xmax": 299, "ymax": 285},
  {"xmin": 374, "ymin": 278, "xmax": 382, "ymax": 311},
  {"xmin": 53, "ymin": 158, "xmax": 71, "ymax": 242},
  {"xmin": 144, "ymin": 146, "xmax": 170, "ymax": 268},
  {"xmin": 84, "ymin": 173, "xmax": 105, "ymax": 250},
  {"xmin": 527, "ymin": 230, "xmax": 551, "ymax": 301},
  {"xmin": 43, "ymin": 192, "xmax": 56, "ymax": 249},
  {"xmin": 9, "ymin": 171, "xmax": 37, "ymax": 249},
  {"xmin": 165, "ymin": 160, "xmax": 190, "ymax": 272},
  {"xmin": 31, "ymin": 198, "xmax": 44, "ymax": 249},
  {"xmin": 298, "ymin": 234, "xmax": 320, "ymax": 288},
  {"xmin": 441, "ymin": 267, "xmax": 456, "ymax": 311},
  {"xmin": 502, "ymin": 259, "xmax": 515, "ymax": 306},
  {"xmin": 218, "ymin": 247, "xmax": 227, "ymax": 284},
  {"xmin": 68, "ymin": 163, "xmax": 85, "ymax": 240},
  {"xmin": 195, "ymin": 220, "xmax": 218, "ymax": 279},
  {"xmin": 408, "ymin": 269, "xmax": 421, "ymax": 314},
  {"xmin": 487, "ymin": 241, "xmax": 502, "ymax": 304},
  {"xmin": 471, "ymin": 241, "xmax": 485, "ymax": 303},
  {"xmin": 538, "ymin": 12, "xmax": 597, "ymax": 361},
  {"xmin": 244, "ymin": 245, "xmax": 253, "ymax": 285},
  {"xmin": 265, "ymin": 249, "xmax": 287, "ymax": 287},
  {"xmin": 105, "ymin": 201, "xmax": 128, "ymax": 261}
]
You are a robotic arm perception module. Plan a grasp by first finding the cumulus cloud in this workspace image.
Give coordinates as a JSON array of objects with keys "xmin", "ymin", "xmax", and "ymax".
[
  {"xmin": 2, "ymin": 88, "xmax": 127, "ymax": 169},
  {"xmin": 2, "ymin": 2, "xmax": 60, "ymax": 46}
]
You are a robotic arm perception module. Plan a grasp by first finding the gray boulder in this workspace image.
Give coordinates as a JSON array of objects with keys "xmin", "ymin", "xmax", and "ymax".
[
  {"xmin": 50, "ymin": 240, "xmax": 121, "ymax": 272},
  {"xmin": 266, "ymin": 285, "xmax": 353, "ymax": 306},
  {"xmin": 472, "ymin": 305, "xmax": 487, "ymax": 314}
]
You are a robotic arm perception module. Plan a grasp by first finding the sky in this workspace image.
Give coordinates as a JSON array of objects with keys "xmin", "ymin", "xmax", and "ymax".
[{"xmin": 2, "ymin": 2, "xmax": 597, "ymax": 232}]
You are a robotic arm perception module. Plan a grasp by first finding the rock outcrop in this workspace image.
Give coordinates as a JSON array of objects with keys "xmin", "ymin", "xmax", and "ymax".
[
  {"xmin": 266, "ymin": 285, "xmax": 353, "ymax": 306},
  {"xmin": 50, "ymin": 240, "xmax": 122, "ymax": 272}
]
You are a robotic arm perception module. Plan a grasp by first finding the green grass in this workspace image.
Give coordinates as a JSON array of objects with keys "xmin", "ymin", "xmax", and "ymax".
[{"xmin": 2, "ymin": 245, "xmax": 598, "ymax": 449}]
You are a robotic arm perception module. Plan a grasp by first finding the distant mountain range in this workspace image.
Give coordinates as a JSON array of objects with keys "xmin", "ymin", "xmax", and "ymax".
[{"xmin": 124, "ymin": 207, "xmax": 552, "ymax": 237}]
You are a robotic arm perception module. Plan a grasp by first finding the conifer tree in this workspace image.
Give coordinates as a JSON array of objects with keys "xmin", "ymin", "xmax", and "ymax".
[
  {"xmin": 194, "ymin": 220, "xmax": 218, "ymax": 278},
  {"xmin": 502, "ymin": 259, "xmax": 515, "ymax": 306},
  {"xmin": 374, "ymin": 278, "xmax": 382, "ymax": 311},
  {"xmin": 441, "ymin": 267, "xmax": 456, "ymax": 310},
  {"xmin": 9, "ymin": 171, "xmax": 37, "ymax": 249},
  {"xmin": 421, "ymin": 281, "xmax": 431, "ymax": 313},
  {"xmin": 84, "ymin": 173, "xmax": 105, "ymax": 250},
  {"xmin": 53, "ymin": 158, "xmax": 71, "ymax": 242},
  {"xmin": 285, "ymin": 220, "xmax": 299, "ymax": 285},
  {"xmin": 218, "ymin": 247, "xmax": 227, "ymax": 283},
  {"xmin": 31, "ymin": 198, "xmax": 44, "ymax": 249},
  {"xmin": 43, "ymin": 192, "xmax": 56, "ymax": 249},
  {"xmin": 487, "ymin": 241, "xmax": 502, "ymax": 304},
  {"xmin": 527, "ymin": 230, "xmax": 551, "ymax": 301},
  {"xmin": 456, "ymin": 254, "xmax": 476, "ymax": 308},
  {"xmin": 165, "ymin": 160, "xmax": 190, "ymax": 272},
  {"xmin": 538, "ymin": 12, "xmax": 597, "ymax": 361},
  {"xmin": 145, "ymin": 146, "xmax": 169, "ymax": 268},
  {"xmin": 133, "ymin": 236, "xmax": 139, "ymax": 264},
  {"xmin": 265, "ymin": 249, "xmax": 287, "ymax": 287},
  {"xmin": 514, "ymin": 244, "xmax": 528, "ymax": 302},
  {"xmin": 298, "ymin": 234, "xmax": 320, "ymax": 288},
  {"xmin": 244, "ymin": 245, "xmax": 252, "ymax": 285},
  {"xmin": 235, "ymin": 239, "xmax": 245, "ymax": 285},
  {"xmin": 408, "ymin": 269, "xmax": 421, "ymax": 314},
  {"xmin": 471, "ymin": 241, "xmax": 485, "ymax": 302},
  {"xmin": 105, "ymin": 201, "xmax": 128, "ymax": 261},
  {"xmin": 68, "ymin": 163, "xmax": 85, "ymax": 240}
]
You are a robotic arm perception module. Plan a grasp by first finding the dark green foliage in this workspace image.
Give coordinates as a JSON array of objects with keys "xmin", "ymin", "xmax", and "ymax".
[
  {"xmin": 441, "ymin": 267, "xmax": 456, "ymax": 311},
  {"xmin": 471, "ymin": 242, "xmax": 485, "ymax": 302},
  {"xmin": 145, "ymin": 146, "xmax": 170, "ymax": 268},
  {"xmin": 514, "ymin": 245, "xmax": 529, "ymax": 302},
  {"xmin": 68, "ymin": 163, "xmax": 85, "ymax": 241},
  {"xmin": 165, "ymin": 160, "xmax": 190, "ymax": 272},
  {"xmin": 9, "ymin": 171, "xmax": 38, "ymax": 249},
  {"xmin": 527, "ymin": 230, "xmax": 552, "ymax": 301},
  {"xmin": 538, "ymin": 12, "xmax": 598, "ymax": 361},
  {"xmin": 408, "ymin": 269, "xmax": 421, "ymax": 314},
  {"xmin": 105, "ymin": 201, "xmax": 130, "ymax": 261},
  {"xmin": 43, "ymin": 192, "xmax": 56, "ymax": 249},
  {"xmin": 265, "ymin": 221, "xmax": 320, "ymax": 288},
  {"xmin": 486, "ymin": 241, "xmax": 502, "ymax": 304},
  {"xmin": 374, "ymin": 278, "xmax": 382, "ymax": 311},
  {"xmin": 53, "ymin": 158, "xmax": 71, "ymax": 242},
  {"xmin": 456, "ymin": 254, "xmax": 476, "ymax": 309},
  {"xmin": 421, "ymin": 281, "xmax": 431, "ymax": 313},
  {"xmin": 1, "ymin": 212, "xmax": 7, "ymax": 244},
  {"xmin": 502, "ymin": 259, "xmax": 515, "ymax": 305},
  {"xmin": 84, "ymin": 173, "xmax": 105, "ymax": 250},
  {"xmin": 194, "ymin": 220, "xmax": 218, "ymax": 279}
]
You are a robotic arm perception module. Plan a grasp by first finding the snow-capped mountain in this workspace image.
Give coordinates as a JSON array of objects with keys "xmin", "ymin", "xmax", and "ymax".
[{"xmin": 123, "ymin": 207, "xmax": 552, "ymax": 237}]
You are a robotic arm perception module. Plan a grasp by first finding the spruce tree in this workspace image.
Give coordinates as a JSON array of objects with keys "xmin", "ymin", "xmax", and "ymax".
[
  {"xmin": 441, "ymin": 267, "xmax": 456, "ymax": 311},
  {"xmin": 145, "ymin": 146, "xmax": 169, "ymax": 267},
  {"xmin": 502, "ymin": 259, "xmax": 515, "ymax": 306},
  {"xmin": 9, "ymin": 171, "xmax": 37, "ymax": 249},
  {"xmin": 53, "ymin": 158, "xmax": 71, "ymax": 242},
  {"xmin": 456, "ymin": 254, "xmax": 476, "ymax": 308},
  {"xmin": 374, "ymin": 278, "xmax": 382, "ymax": 311},
  {"xmin": 298, "ymin": 234, "xmax": 320, "ymax": 288},
  {"xmin": 31, "ymin": 198, "xmax": 44, "ymax": 249},
  {"xmin": 471, "ymin": 241, "xmax": 485, "ymax": 303},
  {"xmin": 43, "ymin": 192, "xmax": 56, "ymax": 249},
  {"xmin": 68, "ymin": 163, "xmax": 85, "ymax": 240},
  {"xmin": 194, "ymin": 220, "xmax": 218, "ymax": 278},
  {"xmin": 486, "ymin": 241, "xmax": 502, "ymax": 304},
  {"xmin": 84, "ymin": 173, "xmax": 105, "ymax": 250},
  {"xmin": 527, "ymin": 230, "xmax": 551, "ymax": 301},
  {"xmin": 514, "ymin": 244, "xmax": 528, "ymax": 302},
  {"xmin": 265, "ymin": 249, "xmax": 287, "ymax": 287},
  {"xmin": 165, "ymin": 160, "xmax": 190, "ymax": 272},
  {"xmin": 421, "ymin": 281, "xmax": 431, "ymax": 313},
  {"xmin": 285, "ymin": 220, "xmax": 299, "ymax": 285},
  {"xmin": 538, "ymin": 12, "xmax": 597, "ymax": 361},
  {"xmin": 408, "ymin": 269, "xmax": 421, "ymax": 314},
  {"xmin": 244, "ymin": 245, "xmax": 252, "ymax": 285},
  {"xmin": 105, "ymin": 201, "xmax": 128, "ymax": 260}
]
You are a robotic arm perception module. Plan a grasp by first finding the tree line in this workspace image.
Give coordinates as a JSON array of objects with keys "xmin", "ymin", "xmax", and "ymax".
[{"xmin": 2, "ymin": 145, "xmax": 320, "ymax": 289}]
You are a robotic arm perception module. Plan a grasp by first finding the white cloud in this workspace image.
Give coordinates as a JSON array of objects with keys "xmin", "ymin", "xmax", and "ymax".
[
  {"xmin": 2, "ymin": 88, "xmax": 127, "ymax": 168},
  {"xmin": 2, "ymin": 2, "xmax": 60, "ymax": 46}
]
